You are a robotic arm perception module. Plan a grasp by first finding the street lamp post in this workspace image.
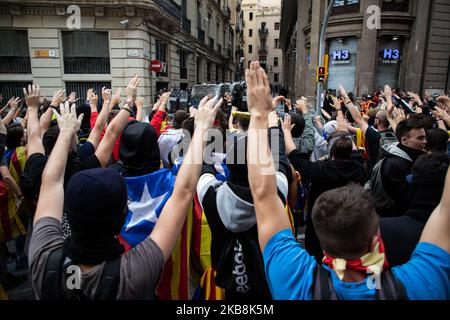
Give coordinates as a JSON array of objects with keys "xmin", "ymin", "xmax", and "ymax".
[{"xmin": 315, "ymin": 0, "xmax": 337, "ymax": 115}]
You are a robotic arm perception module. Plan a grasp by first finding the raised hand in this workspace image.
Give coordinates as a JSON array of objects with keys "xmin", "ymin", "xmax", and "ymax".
[
  {"xmin": 272, "ymin": 96, "xmax": 285, "ymax": 109},
  {"xmin": 338, "ymin": 85, "xmax": 349, "ymax": 102},
  {"xmin": 89, "ymin": 91, "xmax": 99, "ymax": 107},
  {"xmin": 67, "ymin": 92, "xmax": 77, "ymax": 104},
  {"xmin": 195, "ymin": 95, "xmax": 223, "ymax": 129},
  {"xmin": 101, "ymin": 87, "xmax": 112, "ymax": 103},
  {"xmin": 51, "ymin": 89, "xmax": 66, "ymax": 108},
  {"xmin": 23, "ymin": 85, "xmax": 41, "ymax": 109},
  {"xmin": 331, "ymin": 96, "xmax": 341, "ymax": 111},
  {"xmin": 246, "ymin": 61, "xmax": 272, "ymax": 115},
  {"xmin": 111, "ymin": 88, "xmax": 122, "ymax": 108},
  {"xmin": 336, "ymin": 109, "xmax": 349, "ymax": 133},
  {"xmin": 432, "ymin": 107, "xmax": 450, "ymax": 121},
  {"xmin": 135, "ymin": 96, "xmax": 145, "ymax": 110},
  {"xmin": 282, "ymin": 113, "xmax": 292, "ymax": 133},
  {"xmin": 125, "ymin": 75, "xmax": 140, "ymax": 103},
  {"xmin": 86, "ymin": 89, "xmax": 94, "ymax": 102},
  {"xmin": 189, "ymin": 106, "xmax": 197, "ymax": 118},
  {"xmin": 53, "ymin": 101, "xmax": 84, "ymax": 133},
  {"xmin": 9, "ymin": 97, "xmax": 21, "ymax": 110},
  {"xmin": 296, "ymin": 97, "xmax": 308, "ymax": 114}
]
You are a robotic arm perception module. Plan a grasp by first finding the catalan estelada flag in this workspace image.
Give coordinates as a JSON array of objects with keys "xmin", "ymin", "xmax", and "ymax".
[
  {"xmin": 0, "ymin": 283, "xmax": 8, "ymax": 300},
  {"xmin": 0, "ymin": 147, "xmax": 26, "ymax": 242},
  {"xmin": 156, "ymin": 204, "xmax": 193, "ymax": 300}
]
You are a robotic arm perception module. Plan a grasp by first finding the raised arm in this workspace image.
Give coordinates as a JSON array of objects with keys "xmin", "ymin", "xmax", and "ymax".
[
  {"xmin": 3, "ymin": 97, "xmax": 20, "ymax": 126},
  {"xmin": 420, "ymin": 167, "xmax": 450, "ymax": 253},
  {"xmin": 94, "ymin": 76, "xmax": 139, "ymax": 167},
  {"xmin": 339, "ymin": 85, "xmax": 368, "ymax": 135},
  {"xmin": 33, "ymin": 102, "xmax": 83, "ymax": 224},
  {"xmin": 296, "ymin": 97, "xmax": 315, "ymax": 153},
  {"xmin": 246, "ymin": 61, "xmax": 290, "ymax": 250},
  {"xmin": 87, "ymin": 87, "xmax": 112, "ymax": 150},
  {"xmin": 23, "ymin": 85, "xmax": 45, "ymax": 157},
  {"xmin": 150, "ymin": 95, "xmax": 223, "ymax": 262},
  {"xmin": 135, "ymin": 96, "xmax": 145, "ymax": 122}
]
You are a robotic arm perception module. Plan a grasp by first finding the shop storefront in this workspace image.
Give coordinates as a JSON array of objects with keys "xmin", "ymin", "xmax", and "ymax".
[
  {"xmin": 327, "ymin": 37, "xmax": 358, "ymax": 93},
  {"xmin": 375, "ymin": 37, "xmax": 403, "ymax": 89}
]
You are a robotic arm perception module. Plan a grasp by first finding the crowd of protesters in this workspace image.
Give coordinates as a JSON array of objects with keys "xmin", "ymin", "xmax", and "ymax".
[{"xmin": 0, "ymin": 61, "xmax": 449, "ymax": 300}]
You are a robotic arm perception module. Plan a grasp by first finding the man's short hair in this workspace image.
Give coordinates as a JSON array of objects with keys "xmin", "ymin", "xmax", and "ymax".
[
  {"xmin": 173, "ymin": 110, "xmax": 189, "ymax": 129},
  {"xmin": 328, "ymin": 133, "xmax": 353, "ymax": 160},
  {"xmin": 395, "ymin": 117, "xmax": 424, "ymax": 141},
  {"xmin": 312, "ymin": 184, "xmax": 379, "ymax": 259},
  {"xmin": 426, "ymin": 128, "xmax": 449, "ymax": 154},
  {"xmin": 290, "ymin": 113, "xmax": 305, "ymax": 138},
  {"xmin": 376, "ymin": 110, "xmax": 390, "ymax": 128}
]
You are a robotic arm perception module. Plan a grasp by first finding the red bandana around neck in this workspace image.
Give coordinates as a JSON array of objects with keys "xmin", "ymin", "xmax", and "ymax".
[{"xmin": 322, "ymin": 236, "xmax": 389, "ymax": 281}]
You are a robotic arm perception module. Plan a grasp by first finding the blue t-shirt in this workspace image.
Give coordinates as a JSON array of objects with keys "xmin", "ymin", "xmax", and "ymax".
[{"xmin": 263, "ymin": 229, "xmax": 450, "ymax": 300}]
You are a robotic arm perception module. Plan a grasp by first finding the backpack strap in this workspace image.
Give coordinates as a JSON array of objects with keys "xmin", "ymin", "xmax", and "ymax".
[
  {"xmin": 93, "ymin": 257, "xmax": 121, "ymax": 300},
  {"xmin": 313, "ymin": 265, "xmax": 338, "ymax": 300},
  {"xmin": 41, "ymin": 247, "xmax": 65, "ymax": 300},
  {"xmin": 376, "ymin": 271, "xmax": 407, "ymax": 300}
]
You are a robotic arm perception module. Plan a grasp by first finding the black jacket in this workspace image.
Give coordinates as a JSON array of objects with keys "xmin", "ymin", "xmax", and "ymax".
[
  {"xmin": 288, "ymin": 150, "xmax": 367, "ymax": 262},
  {"xmin": 380, "ymin": 169, "xmax": 447, "ymax": 266},
  {"xmin": 378, "ymin": 143, "xmax": 425, "ymax": 217}
]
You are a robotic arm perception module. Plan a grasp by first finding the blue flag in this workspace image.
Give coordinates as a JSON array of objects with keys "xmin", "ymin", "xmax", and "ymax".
[{"xmin": 120, "ymin": 168, "xmax": 175, "ymax": 247}]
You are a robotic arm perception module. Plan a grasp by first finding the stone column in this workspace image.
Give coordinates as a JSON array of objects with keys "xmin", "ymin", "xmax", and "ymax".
[
  {"xmin": 404, "ymin": 0, "xmax": 431, "ymax": 93},
  {"xmin": 355, "ymin": 0, "xmax": 380, "ymax": 96},
  {"xmin": 295, "ymin": 0, "xmax": 311, "ymax": 97},
  {"xmin": 306, "ymin": 0, "xmax": 326, "ymax": 101}
]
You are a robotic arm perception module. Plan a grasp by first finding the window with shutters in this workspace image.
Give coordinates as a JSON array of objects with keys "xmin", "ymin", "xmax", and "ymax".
[
  {"xmin": 155, "ymin": 39, "xmax": 169, "ymax": 77},
  {"xmin": 62, "ymin": 31, "xmax": 110, "ymax": 74},
  {"xmin": 0, "ymin": 30, "xmax": 31, "ymax": 74}
]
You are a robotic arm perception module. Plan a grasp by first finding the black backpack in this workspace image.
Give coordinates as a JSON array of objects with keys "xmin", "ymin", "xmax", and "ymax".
[
  {"xmin": 313, "ymin": 265, "xmax": 407, "ymax": 300},
  {"xmin": 41, "ymin": 247, "xmax": 121, "ymax": 300},
  {"xmin": 214, "ymin": 231, "xmax": 272, "ymax": 300}
]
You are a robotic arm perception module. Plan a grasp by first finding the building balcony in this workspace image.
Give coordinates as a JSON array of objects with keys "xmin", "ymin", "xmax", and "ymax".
[
  {"xmin": 153, "ymin": 0, "xmax": 181, "ymax": 21},
  {"xmin": 258, "ymin": 46, "xmax": 268, "ymax": 54},
  {"xmin": 259, "ymin": 28, "xmax": 269, "ymax": 39},
  {"xmin": 182, "ymin": 17, "xmax": 191, "ymax": 34}
]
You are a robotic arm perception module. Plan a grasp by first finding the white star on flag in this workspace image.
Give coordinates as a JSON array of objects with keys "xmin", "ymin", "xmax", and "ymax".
[{"xmin": 126, "ymin": 182, "xmax": 168, "ymax": 231}]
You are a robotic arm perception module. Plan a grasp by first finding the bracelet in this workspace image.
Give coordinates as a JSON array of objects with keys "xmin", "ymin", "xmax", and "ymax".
[
  {"xmin": 121, "ymin": 106, "xmax": 132, "ymax": 114},
  {"xmin": 50, "ymin": 105, "xmax": 59, "ymax": 110}
]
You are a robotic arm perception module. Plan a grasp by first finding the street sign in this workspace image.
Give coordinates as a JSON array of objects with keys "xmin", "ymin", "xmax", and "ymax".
[{"xmin": 150, "ymin": 59, "xmax": 162, "ymax": 72}]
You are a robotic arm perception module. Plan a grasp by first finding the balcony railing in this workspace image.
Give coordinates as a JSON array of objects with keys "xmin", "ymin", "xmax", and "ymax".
[
  {"xmin": 258, "ymin": 46, "xmax": 268, "ymax": 54},
  {"xmin": 0, "ymin": 57, "xmax": 31, "ymax": 74},
  {"xmin": 64, "ymin": 57, "xmax": 110, "ymax": 74},
  {"xmin": 182, "ymin": 17, "xmax": 191, "ymax": 34},
  {"xmin": 154, "ymin": 0, "xmax": 181, "ymax": 21},
  {"xmin": 259, "ymin": 28, "xmax": 269, "ymax": 39}
]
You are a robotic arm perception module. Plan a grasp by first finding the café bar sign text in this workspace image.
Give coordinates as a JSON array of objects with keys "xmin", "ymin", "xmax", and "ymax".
[{"xmin": 382, "ymin": 49, "xmax": 400, "ymax": 64}]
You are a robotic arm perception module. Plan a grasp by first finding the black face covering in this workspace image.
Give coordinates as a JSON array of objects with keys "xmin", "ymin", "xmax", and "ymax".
[
  {"xmin": 62, "ymin": 168, "xmax": 128, "ymax": 265},
  {"xmin": 119, "ymin": 121, "xmax": 161, "ymax": 177}
]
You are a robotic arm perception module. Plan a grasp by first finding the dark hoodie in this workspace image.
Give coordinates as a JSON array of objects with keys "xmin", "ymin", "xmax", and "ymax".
[
  {"xmin": 288, "ymin": 149, "xmax": 367, "ymax": 263},
  {"xmin": 196, "ymin": 128, "xmax": 291, "ymax": 301},
  {"xmin": 380, "ymin": 169, "xmax": 447, "ymax": 267},
  {"xmin": 378, "ymin": 143, "xmax": 425, "ymax": 217}
]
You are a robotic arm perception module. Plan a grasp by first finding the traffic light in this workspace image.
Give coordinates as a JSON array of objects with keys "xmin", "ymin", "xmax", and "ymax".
[{"xmin": 317, "ymin": 66, "xmax": 326, "ymax": 83}]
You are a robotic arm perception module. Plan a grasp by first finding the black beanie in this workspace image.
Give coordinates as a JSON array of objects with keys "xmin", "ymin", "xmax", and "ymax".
[
  {"xmin": 119, "ymin": 121, "xmax": 161, "ymax": 177},
  {"xmin": 227, "ymin": 133, "xmax": 249, "ymax": 186},
  {"xmin": 63, "ymin": 168, "xmax": 128, "ymax": 265}
]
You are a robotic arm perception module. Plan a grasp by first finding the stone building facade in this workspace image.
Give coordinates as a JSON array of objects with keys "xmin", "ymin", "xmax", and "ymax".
[
  {"xmin": 281, "ymin": 0, "xmax": 450, "ymax": 99},
  {"xmin": 0, "ymin": 0, "xmax": 244, "ymax": 102}
]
